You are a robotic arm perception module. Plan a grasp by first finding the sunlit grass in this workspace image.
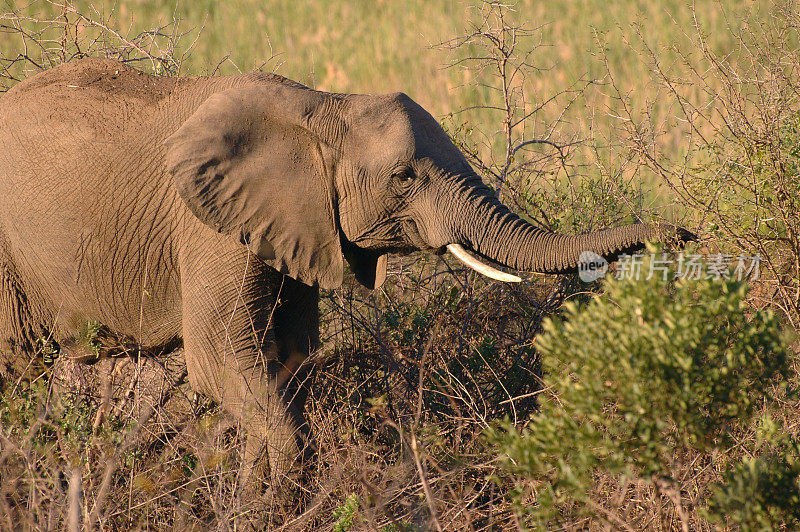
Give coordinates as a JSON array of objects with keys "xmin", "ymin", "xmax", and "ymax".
[{"xmin": 0, "ymin": 0, "xmax": 770, "ymax": 161}]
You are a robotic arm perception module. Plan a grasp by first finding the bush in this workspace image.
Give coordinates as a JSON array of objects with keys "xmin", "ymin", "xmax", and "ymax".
[
  {"xmin": 707, "ymin": 414, "xmax": 800, "ymax": 531},
  {"xmin": 491, "ymin": 253, "xmax": 798, "ymax": 529},
  {"xmin": 611, "ymin": 0, "xmax": 800, "ymax": 325}
]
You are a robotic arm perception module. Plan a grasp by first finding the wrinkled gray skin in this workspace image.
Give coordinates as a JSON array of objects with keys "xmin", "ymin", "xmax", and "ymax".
[{"xmin": 0, "ymin": 58, "xmax": 691, "ymax": 485}]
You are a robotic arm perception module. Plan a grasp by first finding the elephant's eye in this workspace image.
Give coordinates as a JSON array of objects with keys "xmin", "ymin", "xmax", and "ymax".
[{"xmin": 394, "ymin": 167, "xmax": 415, "ymax": 184}]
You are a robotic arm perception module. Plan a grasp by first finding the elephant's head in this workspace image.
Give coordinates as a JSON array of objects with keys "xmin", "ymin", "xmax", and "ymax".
[{"xmin": 165, "ymin": 79, "xmax": 693, "ymax": 289}]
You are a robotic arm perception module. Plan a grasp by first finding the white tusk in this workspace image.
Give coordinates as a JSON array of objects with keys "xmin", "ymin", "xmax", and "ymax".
[{"xmin": 447, "ymin": 244, "xmax": 522, "ymax": 283}]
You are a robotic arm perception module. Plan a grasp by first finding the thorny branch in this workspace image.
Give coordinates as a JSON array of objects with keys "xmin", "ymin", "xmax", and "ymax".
[
  {"xmin": 0, "ymin": 0, "xmax": 204, "ymax": 91},
  {"xmin": 437, "ymin": 0, "xmax": 594, "ymax": 216}
]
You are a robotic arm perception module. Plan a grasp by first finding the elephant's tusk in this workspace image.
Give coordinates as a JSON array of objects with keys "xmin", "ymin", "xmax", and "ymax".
[{"xmin": 447, "ymin": 244, "xmax": 522, "ymax": 283}]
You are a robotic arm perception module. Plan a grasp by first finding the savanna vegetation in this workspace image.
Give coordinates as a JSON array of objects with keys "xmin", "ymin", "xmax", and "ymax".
[{"xmin": 1, "ymin": 0, "xmax": 799, "ymax": 529}]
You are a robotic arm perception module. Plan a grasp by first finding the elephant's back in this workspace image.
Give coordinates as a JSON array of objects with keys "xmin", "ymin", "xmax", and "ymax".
[
  {"xmin": 3, "ymin": 57, "xmax": 180, "ymax": 108},
  {"xmin": 0, "ymin": 59, "xmax": 289, "ymax": 345},
  {"xmin": 0, "ymin": 58, "xmax": 232, "ymax": 147},
  {"xmin": 0, "ymin": 58, "xmax": 189, "ymax": 216},
  {"xmin": 0, "ymin": 58, "xmax": 197, "ymax": 344}
]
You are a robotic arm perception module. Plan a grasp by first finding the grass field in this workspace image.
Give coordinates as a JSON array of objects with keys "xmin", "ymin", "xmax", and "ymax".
[
  {"xmin": 1, "ymin": 1, "xmax": 798, "ymax": 529},
  {"xmin": 1, "ymin": 0, "xmax": 772, "ymax": 164}
]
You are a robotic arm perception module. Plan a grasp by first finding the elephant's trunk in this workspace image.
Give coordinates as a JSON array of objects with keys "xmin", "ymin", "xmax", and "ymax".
[{"xmin": 443, "ymin": 181, "xmax": 670, "ymax": 276}]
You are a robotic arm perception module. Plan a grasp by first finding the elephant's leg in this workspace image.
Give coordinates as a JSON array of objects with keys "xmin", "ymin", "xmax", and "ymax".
[
  {"xmin": 180, "ymin": 246, "xmax": 311, "ymax": 488},
  {"xmin": 231, "ymin": 276, "xmax": 319, "ymax": 488},
  {"xmin": 239, "ymin": 380, "xmax": 310, "ymax": 487},
  {"xmin": 0, "ymin": 237, "xmax": 47, "ymax": 378},
  {"xmin": 210, "ymin": 359, "xmax": 308, "ymax": 488},
  {"xmin": 268, "ymin": 275, "xmax": 320, "ymax": 472}
]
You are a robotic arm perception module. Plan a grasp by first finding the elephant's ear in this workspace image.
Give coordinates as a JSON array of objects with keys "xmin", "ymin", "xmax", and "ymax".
[{"xmin": 164, "ymin": 84, "xmax": 344, "ymax": 289}]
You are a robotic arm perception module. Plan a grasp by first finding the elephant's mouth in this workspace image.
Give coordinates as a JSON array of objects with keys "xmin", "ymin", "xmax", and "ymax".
[
  {"xmin": 403, "ymin": 218, "xmax": 435, "ymax": 251},
  {"xmin": 402, "ymin": 219, "xmax": 520, "ymax": 282},
  {"xmin": 352, "ymin": 220, "xmax": 522, "ymax": 283}
]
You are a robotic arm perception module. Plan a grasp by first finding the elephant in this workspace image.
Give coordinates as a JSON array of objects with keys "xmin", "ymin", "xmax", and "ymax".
[{"xmin": 0, "ymin": 58, "xmax": 693, "ymax": 486}]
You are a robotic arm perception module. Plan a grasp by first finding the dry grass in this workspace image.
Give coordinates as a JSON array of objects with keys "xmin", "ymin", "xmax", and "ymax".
[
  {"xmin": 1, "ymin": 1, "xmax": 799, "ymax": 530},
  {"xmin": 0, "ymin": 259, "xmax": 574, "ymax": 529}
]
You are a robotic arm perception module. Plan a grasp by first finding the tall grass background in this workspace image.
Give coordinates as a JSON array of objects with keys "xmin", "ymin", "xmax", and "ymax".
[
  {"xmin": 1, "ymin": 0, "xmax": 799, "ymax": 530},
  {"xmin": 0, "ymin": 1, "xmax": 772, "ymax": 164}
]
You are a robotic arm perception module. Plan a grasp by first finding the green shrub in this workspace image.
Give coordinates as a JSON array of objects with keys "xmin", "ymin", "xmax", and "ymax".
[
  {"xmin": 706, "ymin": 414, "xmax": 800, "ymax": 531},
  {"xmin": 491, "ymin": 254, "xmax": 797, "ymax": 528},
  {"xmin": 332, "ymin": 493, "xmax": 359, "ymax": 532}
]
